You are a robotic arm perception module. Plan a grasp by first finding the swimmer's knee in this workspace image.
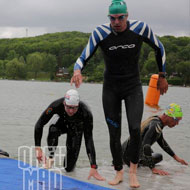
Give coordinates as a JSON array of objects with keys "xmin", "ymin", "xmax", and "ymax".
[
  {"xmin": 143, "ymin": 144, "xmax": 152, "ymax": 156},
  {"xmin": 152, "ymin": 153, "xmax": 163, "ymax": 164},
  {"xmin": 49, "ymin": 125, "xmax": 59, "ymax": 133},
  {"xmin": 48, "ymin": 125, "xmax": 60, "ymax": 138}
]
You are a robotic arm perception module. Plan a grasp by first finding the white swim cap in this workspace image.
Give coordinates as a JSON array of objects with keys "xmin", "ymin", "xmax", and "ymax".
[{"xmin": 64, "ymin": 89, "xmax": 80, "ymax": 106}]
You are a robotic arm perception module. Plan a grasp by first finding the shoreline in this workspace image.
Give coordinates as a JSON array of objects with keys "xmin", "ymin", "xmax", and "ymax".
[{"xmin": 0, "ymin": 78, "xmax": 190, "ymax": 88}]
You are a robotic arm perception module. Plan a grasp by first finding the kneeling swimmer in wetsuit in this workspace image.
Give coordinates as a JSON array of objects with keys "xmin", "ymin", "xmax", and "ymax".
[
  {"xmin": 122, "ymin": 103, "xmax": 188, "ymax": 175},
  {"xmin": 34, "ymin": 89, "xmax": 105, "ymax": 181}
]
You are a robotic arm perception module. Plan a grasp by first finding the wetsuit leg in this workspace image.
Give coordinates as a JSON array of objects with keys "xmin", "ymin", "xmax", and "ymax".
[
  {"xmin": 152, "ymin": 153, "xmax": 163, "ymax": 165},
  {"xmin": 64, "ymin": 130, "xmax": 83, "ymax": 172},
  {"xmin": 139, "ymin": 153, "xmax": 163, "ymax": 167},
  {"xmin": 123, "ymin": 86, "xmax": 143, "ymax": 164},
  {"xmin": 0, "ymin": 149, "xmax": 9, "ymax": 157},
  {"xmin": 102, "ymin": 82, "xmax": 123, "ymax": 171},
  {"xmin": 140, "ymin": 145, "xmax": 163, "ymax": 167},
  {"xmin": 122, "ymin": 140, "xmax": 130, "ymax": 167},
  {"xmin": 145, "ymin": 147, "xmax": 163, "ymax": 165},
  {"xmin": 47, "ymin": 117, "xmax": 67, "ymax": 158}
]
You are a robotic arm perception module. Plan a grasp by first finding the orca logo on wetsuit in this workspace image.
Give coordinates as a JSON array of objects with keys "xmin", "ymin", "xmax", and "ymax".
[{"xmin": 109, "ymin": 44, "xmax": 135, "ymax": 50}]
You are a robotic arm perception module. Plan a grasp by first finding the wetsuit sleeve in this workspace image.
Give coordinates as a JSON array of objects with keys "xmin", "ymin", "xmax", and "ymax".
[
  {"xmin": 129, "ymin": 20, "xmax": 166, "ymax": 72},
  {"xmin": 74, "ymin": 24, "xmax": 111, "ymax": 71},
  {"xmin": 142, "ymin": 24, "xmax": 166, "ymax": 72},
  {"xmin": 157, "ymin": 133, "xmax": 175, "ymax": 157},
  {"xmin": 74, "ymin": 29, "xmax": 99, "ymax": 71},
  {"xmin": 34, "ymin": 101, "xmax": 58, "ymax": 146},
  {"xmin": 83, "ymin": 109, "xmax": 97, "ymax": 168}
]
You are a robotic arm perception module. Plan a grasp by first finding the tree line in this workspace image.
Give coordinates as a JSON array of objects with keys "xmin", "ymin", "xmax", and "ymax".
[{"xmin": 0, "ymin": 32, "xmax": 189, "ymax": 85}]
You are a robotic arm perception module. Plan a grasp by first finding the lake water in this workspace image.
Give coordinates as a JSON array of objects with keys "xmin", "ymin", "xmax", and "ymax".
[{"xmin": 0, "ymin": 80, "xmax": 190, "ymax": 190}]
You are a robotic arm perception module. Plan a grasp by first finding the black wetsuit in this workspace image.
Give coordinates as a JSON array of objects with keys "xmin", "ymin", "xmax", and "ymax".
[
  {"xmin": 122, "ymin": 116, "xmax": 175, "ymax": 169},
  {"xmin": 34, "ymin": 98, "xmax": 97, "ymax": 172},
  {"xmin": 74, "ymin": 20, "xmax": 166, "ymax": 171}
]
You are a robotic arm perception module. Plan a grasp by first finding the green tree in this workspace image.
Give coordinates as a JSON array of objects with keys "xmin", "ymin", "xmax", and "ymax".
[
  {"xmin": 41, "ymin": 53, "xmax": 57, "ymax": 72},
  {"xmin": 41, "ymin": 53, "xmax": 57, "ymax": 80},
  {"xmin": 6, "ymin": 50, "xmax": 19, "ymax": 60},
  {"xmin": 27, "ymin": 52, "xmax": 43, "ymax": 78},
  {"xmin": 177, "ymin": 46, "xmax": 190, "ymax": 62},
  {"xmin": 19, "ymin": 56, "xmax": 26, "ymax": 64},
  {"xmin": 176, "ymin": 61, "xmax": 190, "ymax": 85},
  {"xmin": 141, "ymin": 51, "xmax": 158, "ymax": 75},
  {"xmin": 6, "ymin": 58, "xmax": 27, "ymax": 79},
  {"xmin": 165, "ymin": 52, "xmax": 179, "ymax": 75},
  {"xmin": 0, "ymin": 60, "xmax": 6, "ymax": 77},
  {"xmin": 90, "ymin": 61, "xmax": 104, "ymax": 82}
]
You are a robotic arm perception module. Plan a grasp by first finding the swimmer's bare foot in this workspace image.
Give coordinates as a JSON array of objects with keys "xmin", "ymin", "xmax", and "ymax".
[
  {"xmin": 129, "ymin": 172, "xmax": 140, "ymax": 188},
  {"xmin": 129, "ymin": 162, "xmax": 140, "ymax": 188},
  {"xmin": 108, "ymin": 169, "xmax": 124, "ymax": 185}
]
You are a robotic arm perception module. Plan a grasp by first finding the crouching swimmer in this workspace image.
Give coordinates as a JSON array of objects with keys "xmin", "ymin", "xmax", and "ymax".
[
  {"xmin": 122, "ymin": 103, "xmax": 188, "ymax": 175},
  {"xmin": 34, "ymin": 89, "xmax": 105, "ymax": 181}
]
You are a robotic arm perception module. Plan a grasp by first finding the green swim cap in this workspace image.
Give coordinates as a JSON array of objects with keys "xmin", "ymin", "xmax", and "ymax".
[
  {"xmin": 108, "ymin": 0, "xmax": 128, "ymax": 15},
  {"xmin": 165, "ymin": 103, "xmax": 183, "ymax": 118}
]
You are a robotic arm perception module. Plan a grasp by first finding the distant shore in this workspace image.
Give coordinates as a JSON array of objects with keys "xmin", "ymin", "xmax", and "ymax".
[{"xmin": 0, "ymin": 78, "xmax": 190, "ymax": 88}]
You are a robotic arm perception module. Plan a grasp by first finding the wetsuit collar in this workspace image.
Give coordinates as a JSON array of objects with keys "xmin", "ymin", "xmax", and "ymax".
[
  {"xmin": 110, "ymin": 20, "xmax": 129, "ymax": 35},
  {"xmin": 158, "ymin": 116, "xmax": 165, "ymax": 129}
]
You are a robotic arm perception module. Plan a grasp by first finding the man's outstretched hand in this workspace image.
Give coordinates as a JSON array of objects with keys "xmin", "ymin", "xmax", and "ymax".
[{"xmin": 71, "ymin": 70, "xmax": 83, "ymax": 88}]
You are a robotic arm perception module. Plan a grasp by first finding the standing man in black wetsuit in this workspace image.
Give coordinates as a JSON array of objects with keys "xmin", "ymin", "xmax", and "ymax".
[
  {"xmin": 71, "ymin": 0, "xmax": 168, "ymax": 188},
  {"xmin": 122, "ymin": 103, "xmax": 188, "ymax": 175},
  {"xmin": 34, "ymin": 89, "xmax": 105, "ymax": 181}
]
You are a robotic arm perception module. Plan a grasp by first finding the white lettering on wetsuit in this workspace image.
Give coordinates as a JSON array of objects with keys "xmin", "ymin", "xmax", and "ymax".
[{"xmin": 109, "ymin": 44, "xmax": 135, "ymax": 50}]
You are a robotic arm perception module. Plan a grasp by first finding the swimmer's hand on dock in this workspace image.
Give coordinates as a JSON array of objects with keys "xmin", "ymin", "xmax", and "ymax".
[
  {"xmin": 88, "ymin": 168, "xmax": 106, "ymax": 181},
  {"xmin": 35, "ymin": 147, "xmax": 47, "ymax": 165}
]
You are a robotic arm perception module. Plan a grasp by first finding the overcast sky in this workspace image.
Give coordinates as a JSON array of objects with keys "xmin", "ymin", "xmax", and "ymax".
[{"xmin": 0, "ymin": 0, "xmax": 189, "ymax": 38}]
